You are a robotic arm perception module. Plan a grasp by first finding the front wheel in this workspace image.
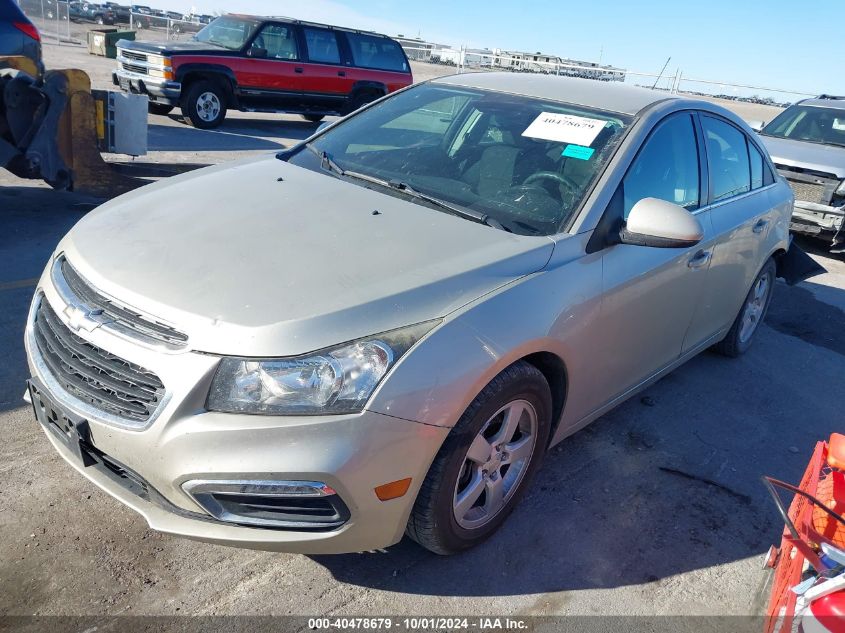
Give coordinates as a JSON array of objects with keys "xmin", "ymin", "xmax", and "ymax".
[
  {"xmin": 713, "ymin": 258, "xmax": 776, "ymax": 357},
  {"xmin": 406, "ymin": 361, "xmax": 552, "ymax": 555},
  {"xmin": 181, "ymin": 81, "xmax": 227, "ymax": 129}
]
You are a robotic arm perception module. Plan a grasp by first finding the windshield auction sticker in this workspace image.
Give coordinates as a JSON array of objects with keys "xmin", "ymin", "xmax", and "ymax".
[{"xmin": 522, "ymin": 112, "xmax": 607, "ymax": 146}]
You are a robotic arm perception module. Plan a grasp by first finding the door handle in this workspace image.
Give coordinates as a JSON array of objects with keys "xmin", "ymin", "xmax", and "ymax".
[
  {"xmin": 688, "ymin": 249, "xmax": 712, "ymax": 269},
  {"xmin": 752, "ymin": 219, "xmax": 769, "ymax": 234},
  {"xmin": 337, "ymin": 70, "xmax": 346, "ymax": 77},
  {"xmin": 294, "ymin": 67, "xmax": 304, "ymax": 74}
]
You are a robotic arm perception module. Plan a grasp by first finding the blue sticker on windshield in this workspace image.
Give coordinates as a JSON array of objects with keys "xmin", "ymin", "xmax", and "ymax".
[{"xmin": 562, "ymin": 145, "xmax": 595, "ymax": 160}]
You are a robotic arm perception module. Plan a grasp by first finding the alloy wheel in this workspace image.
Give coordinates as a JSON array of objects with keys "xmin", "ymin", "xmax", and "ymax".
[
  {"xmin": 738, "ymin": 270, "xmax": 771, "ymax": 344},
  {"xmin": 453, "ymin": 399, "xmax": 538, "ymax": 530},
  {"xmin": 196, "ymin": 91, "xmax": 221, "ymax": 123}
]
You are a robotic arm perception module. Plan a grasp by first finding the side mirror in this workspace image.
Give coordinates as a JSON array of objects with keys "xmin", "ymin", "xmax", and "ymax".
[
  {"xmin": 619, "ymin": 197, "xmax": 703, "ymax": 248},
  {"xmin": 247, "ymin": 46, "xmax": 267, "ymax": 59},
  {"xmin": 747, "ymin": 120, "xmax": 765, "ymax": 133}
]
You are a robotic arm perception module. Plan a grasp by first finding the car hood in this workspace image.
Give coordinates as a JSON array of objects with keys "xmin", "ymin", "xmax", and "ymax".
[
  {"xmin": 760, "ymin": 135, "xmax": 845, "ymax": 179},
  {"xmin": 118, "ymin": 39, "xmax": 238, "ymax": 56},
  {"xmin": 58, "ymin": 156, "xmax": 555, "ymax": 357}
]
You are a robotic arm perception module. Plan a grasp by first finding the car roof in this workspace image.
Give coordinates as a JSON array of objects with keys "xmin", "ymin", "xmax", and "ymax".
[
  {"xmin": 224, "ymin": 13, "xmax": 392, "ymax": 37},
  {"xmin": 431, "ymin": 72, "xmax": 674, "ymax": 116},
  {"xmin": 797, "ymin": 97, "xmax": 845, "ymax": 110}
]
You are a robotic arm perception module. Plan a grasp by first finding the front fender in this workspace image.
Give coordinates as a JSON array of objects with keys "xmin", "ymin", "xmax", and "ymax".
[{"xmin": 368, "ymin": 234, "xmax": 605, "ymax": 436}]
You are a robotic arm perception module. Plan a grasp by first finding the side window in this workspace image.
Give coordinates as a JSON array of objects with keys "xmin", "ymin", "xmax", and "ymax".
[
  {"xmin": 623, "ymin": 113, "xmax": 700, "ymax": 218},
  {"xmin": 303, "ymin": 27, "xmax": 341, "ymax": 65},
  {"xmin": 251, "ymin": 24, "xmax": 298, "ymax": 60},
  {"xmin": 701, "ymin": 116, "xmax": 751, "ymax": 202},
  {"xmin": 345, "ymin": 33, "xmax": 408, "ymax": 72},
  {"xmin": 748, "ymin": 140, "xmax": 764, "ymax": 189}
]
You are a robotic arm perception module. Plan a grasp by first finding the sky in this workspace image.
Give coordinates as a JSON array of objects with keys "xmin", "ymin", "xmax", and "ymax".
[{"xmin": 135, "ymin": 0, "xmax": 841, "ymax": 99}]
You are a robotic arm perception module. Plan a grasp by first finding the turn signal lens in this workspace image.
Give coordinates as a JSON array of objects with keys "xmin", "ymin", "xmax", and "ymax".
[{"xmin": 374, "ymin": 478, "xmax": 412, "ymax": 501}]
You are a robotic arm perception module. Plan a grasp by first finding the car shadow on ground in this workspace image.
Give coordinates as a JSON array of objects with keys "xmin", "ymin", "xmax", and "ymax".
[
  {"xmin": 147, "ymin": 117, "xmax": 321, "ymax": 152},
  {"xmin": 311, "ymin": 270, "xmax": 845, "ymax": 596}
]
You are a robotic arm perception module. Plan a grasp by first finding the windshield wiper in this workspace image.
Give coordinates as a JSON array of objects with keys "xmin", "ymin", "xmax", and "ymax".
[
  {"xmin": 382, "ymin": 179, "xmax": 508, "ymax": 231},
  {"xmin": 305, "ymin": 143, "xmax": 346, "ymax": 177},
  {"xmin": 304, "ymin": 145, "xmax": 507, "ymax": 230}
]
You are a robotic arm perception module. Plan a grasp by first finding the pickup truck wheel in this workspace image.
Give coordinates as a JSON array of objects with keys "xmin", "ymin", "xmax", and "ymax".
[
  {"xmin": 302, "ymin": 114, "xmax": 324, "ymax": 123},
  {"xmin": 406, "ymin": 361, "xmax": 552, "ymax": 554},
  {"xmin": 181, "ymin": 81, "xmax": 227, "ymax": 129},
  {"xmin": 712, "ymin": 258, "xmax": 776, "ymax": 357},
  {"xmin": 148, "ymin": 103, "xmax": 174, "ymax": 115}
]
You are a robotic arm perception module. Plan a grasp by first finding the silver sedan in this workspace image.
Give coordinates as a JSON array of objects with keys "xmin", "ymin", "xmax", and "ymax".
[{"xmin": 25, "ymin": 72, "xmax": 802, "ymax": 555}]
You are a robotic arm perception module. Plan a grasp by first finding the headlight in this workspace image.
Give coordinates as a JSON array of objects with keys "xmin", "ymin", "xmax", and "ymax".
[
  {"xmin": 836, "ymin": 180, "xmax": 845, "ymax": 197},
  {"xmin": 206, "ymin": 321, "xmax": 439, "ymax": 415}
]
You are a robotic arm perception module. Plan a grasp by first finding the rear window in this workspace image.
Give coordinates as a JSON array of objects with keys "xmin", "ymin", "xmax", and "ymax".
[{"xmin": 346, "ymin": 33, "xmax": 408, "ymax": 72}]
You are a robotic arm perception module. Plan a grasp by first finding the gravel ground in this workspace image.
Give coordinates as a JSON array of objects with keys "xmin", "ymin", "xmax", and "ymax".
[{"xmin": 0, "ymin": 40, "xmax": 841, "ymax": 621}]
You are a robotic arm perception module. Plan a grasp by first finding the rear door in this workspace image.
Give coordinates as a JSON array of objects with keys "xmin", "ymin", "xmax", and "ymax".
[
  {"xmin": 688, "ymin": 114, "xmax": 777, "ymax": 344},
  {"xmin": 297, "ymin": 25, "xmax": 348, "ymax": 111},
  {"xmin": 238, "ymin": 22, "xmax": 303, "ymax": 110}
]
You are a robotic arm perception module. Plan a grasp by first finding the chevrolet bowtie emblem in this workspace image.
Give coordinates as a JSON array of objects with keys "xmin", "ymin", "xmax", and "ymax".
[{"xmin": 63, "ymin": 305, "xmax": 108, "ymax": 333}]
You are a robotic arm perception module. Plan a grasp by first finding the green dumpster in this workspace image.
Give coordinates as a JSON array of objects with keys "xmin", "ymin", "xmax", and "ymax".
[{"xmin": 88, "ymin": 29, "xmax": 135, "ymax": 59}]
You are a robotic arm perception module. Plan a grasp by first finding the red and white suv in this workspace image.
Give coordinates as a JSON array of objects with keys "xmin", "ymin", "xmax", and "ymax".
[{"xmin": 113, "ymin": 14, "xmax": 414, "ymax": 128}]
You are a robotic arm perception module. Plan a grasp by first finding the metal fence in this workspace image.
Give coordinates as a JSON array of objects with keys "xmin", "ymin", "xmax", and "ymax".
[{"xmin": 402, "ymin": 45, "xmax": 816, "ymax": 107}]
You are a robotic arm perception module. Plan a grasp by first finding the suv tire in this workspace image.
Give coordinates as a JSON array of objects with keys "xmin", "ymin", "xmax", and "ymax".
[
  {"xmin": 713, "ymin": 257, "xmax": 776, "ymax": 357},
  {"xmin": 406, "ymin": 361, "xmax": 552, "ymax": 555},
  {"xmin": 148, "ymin": 103, "xmax": 174, "ymax": 116},
  {"xmin": 346, "ymin": 91, "xmax": 381, "ymax": 114},
  {"xmin": 181, "ymin": 80, "xmax": 228, "ymax": 129}
]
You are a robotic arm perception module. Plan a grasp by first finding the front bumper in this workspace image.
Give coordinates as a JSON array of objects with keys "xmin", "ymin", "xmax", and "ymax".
[
  {"xmin": 790, "ymin": 201, "xmax": 845, "ymax": 235},
  {"xmin": 113, "ymin": 69, "xmax": 181, "ymax": 105},
  {"xmin": 25, "ymin": 286, "xmax": 448, "ymax": 554}
]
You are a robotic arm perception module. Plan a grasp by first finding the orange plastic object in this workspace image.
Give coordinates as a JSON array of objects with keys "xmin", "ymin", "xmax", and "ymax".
[
  {"xmin": 374, "ymin": 478, "xmax": 412, "ymax": 501},
  {"xmin": 812, "ymin": 470, "xmax": 845, "ymax": 548},
  {"xmin": 764, "ymin": 441, "xmax": 826, "ymax": 633},
  {"xmin": 828, "ymin": 433, "xmax": 845, "ymax": 470}
]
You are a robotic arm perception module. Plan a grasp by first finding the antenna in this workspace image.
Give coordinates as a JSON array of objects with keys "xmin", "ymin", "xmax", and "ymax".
[{"xmin": 652, "ymin": 56, "xmax": 671, "ymax": 90}]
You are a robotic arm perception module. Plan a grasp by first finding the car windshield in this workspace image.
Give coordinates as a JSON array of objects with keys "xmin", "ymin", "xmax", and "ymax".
[
  {"xmin": 286, "ymin": 84, "xmax": 631, "ymax": 235},
  {"xmin": 761, "ymin": 104, "xmax": 845, "ymax": 148},
  {"xmin": 194, "ymin": 16, "xmax": 259, "ymax": 50}
]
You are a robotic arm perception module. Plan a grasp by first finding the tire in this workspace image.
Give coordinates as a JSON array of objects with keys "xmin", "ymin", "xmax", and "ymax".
[
  {"xmin": 302, "ymin": 114, "xmax": 324, "ymax": 123},
  {"xmin": 148, "ymin": 103, "xmax": 174, "ymax": 115},
  {"xmin": 346, "ymin": 91, "xmax": 381, "ymax": 115},
  {"xmin": 406, "ymin": 361, "xmax": 552, "ymax": 555},
  {"xmin": 181, "ymin": 80, "xmax": 228, "ymax": 129},
  {"xmin": 712, "ymin": 257, "xmax": 776, "ymax": 357}
]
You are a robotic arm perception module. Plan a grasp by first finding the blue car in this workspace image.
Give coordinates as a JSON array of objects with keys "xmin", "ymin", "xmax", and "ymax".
[{"xmin": 0, "ymin": 0, "xmax": 42, "ymax": 71}]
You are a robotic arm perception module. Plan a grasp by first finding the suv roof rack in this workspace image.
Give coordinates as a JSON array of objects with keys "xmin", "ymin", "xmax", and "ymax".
[{"xmin": 817, "ymin": 94, "xmax": 845, "ymax": 100}]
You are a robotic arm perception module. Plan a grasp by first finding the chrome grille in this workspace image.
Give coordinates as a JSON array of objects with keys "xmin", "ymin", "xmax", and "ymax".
[
  {"xmin": 786, "ymin": 178, "xmax": 829, "ymax": 205},
  {"xmin": 121, "ymin": 62, "xmax": 148, "ymax": 75},
  {"xmin": 57, "ymin": 257, "xmax": 188, "ymax": 349},
  {"xmin": 33, "ymin": 298, "xmax": 165, "ymax": 422},
  {"xmin": 120, "ymin": 50, "xmax": 147, "ymax": 63}
]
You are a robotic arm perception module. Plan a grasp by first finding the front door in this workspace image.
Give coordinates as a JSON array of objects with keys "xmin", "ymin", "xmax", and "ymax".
[
  {"xmin": 238, "ymin": 22, "xmax": 303, "ymax": 110},
  {"xmin": 595, "ymin": 112, "xmax": 712, "ymax": 401}
]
